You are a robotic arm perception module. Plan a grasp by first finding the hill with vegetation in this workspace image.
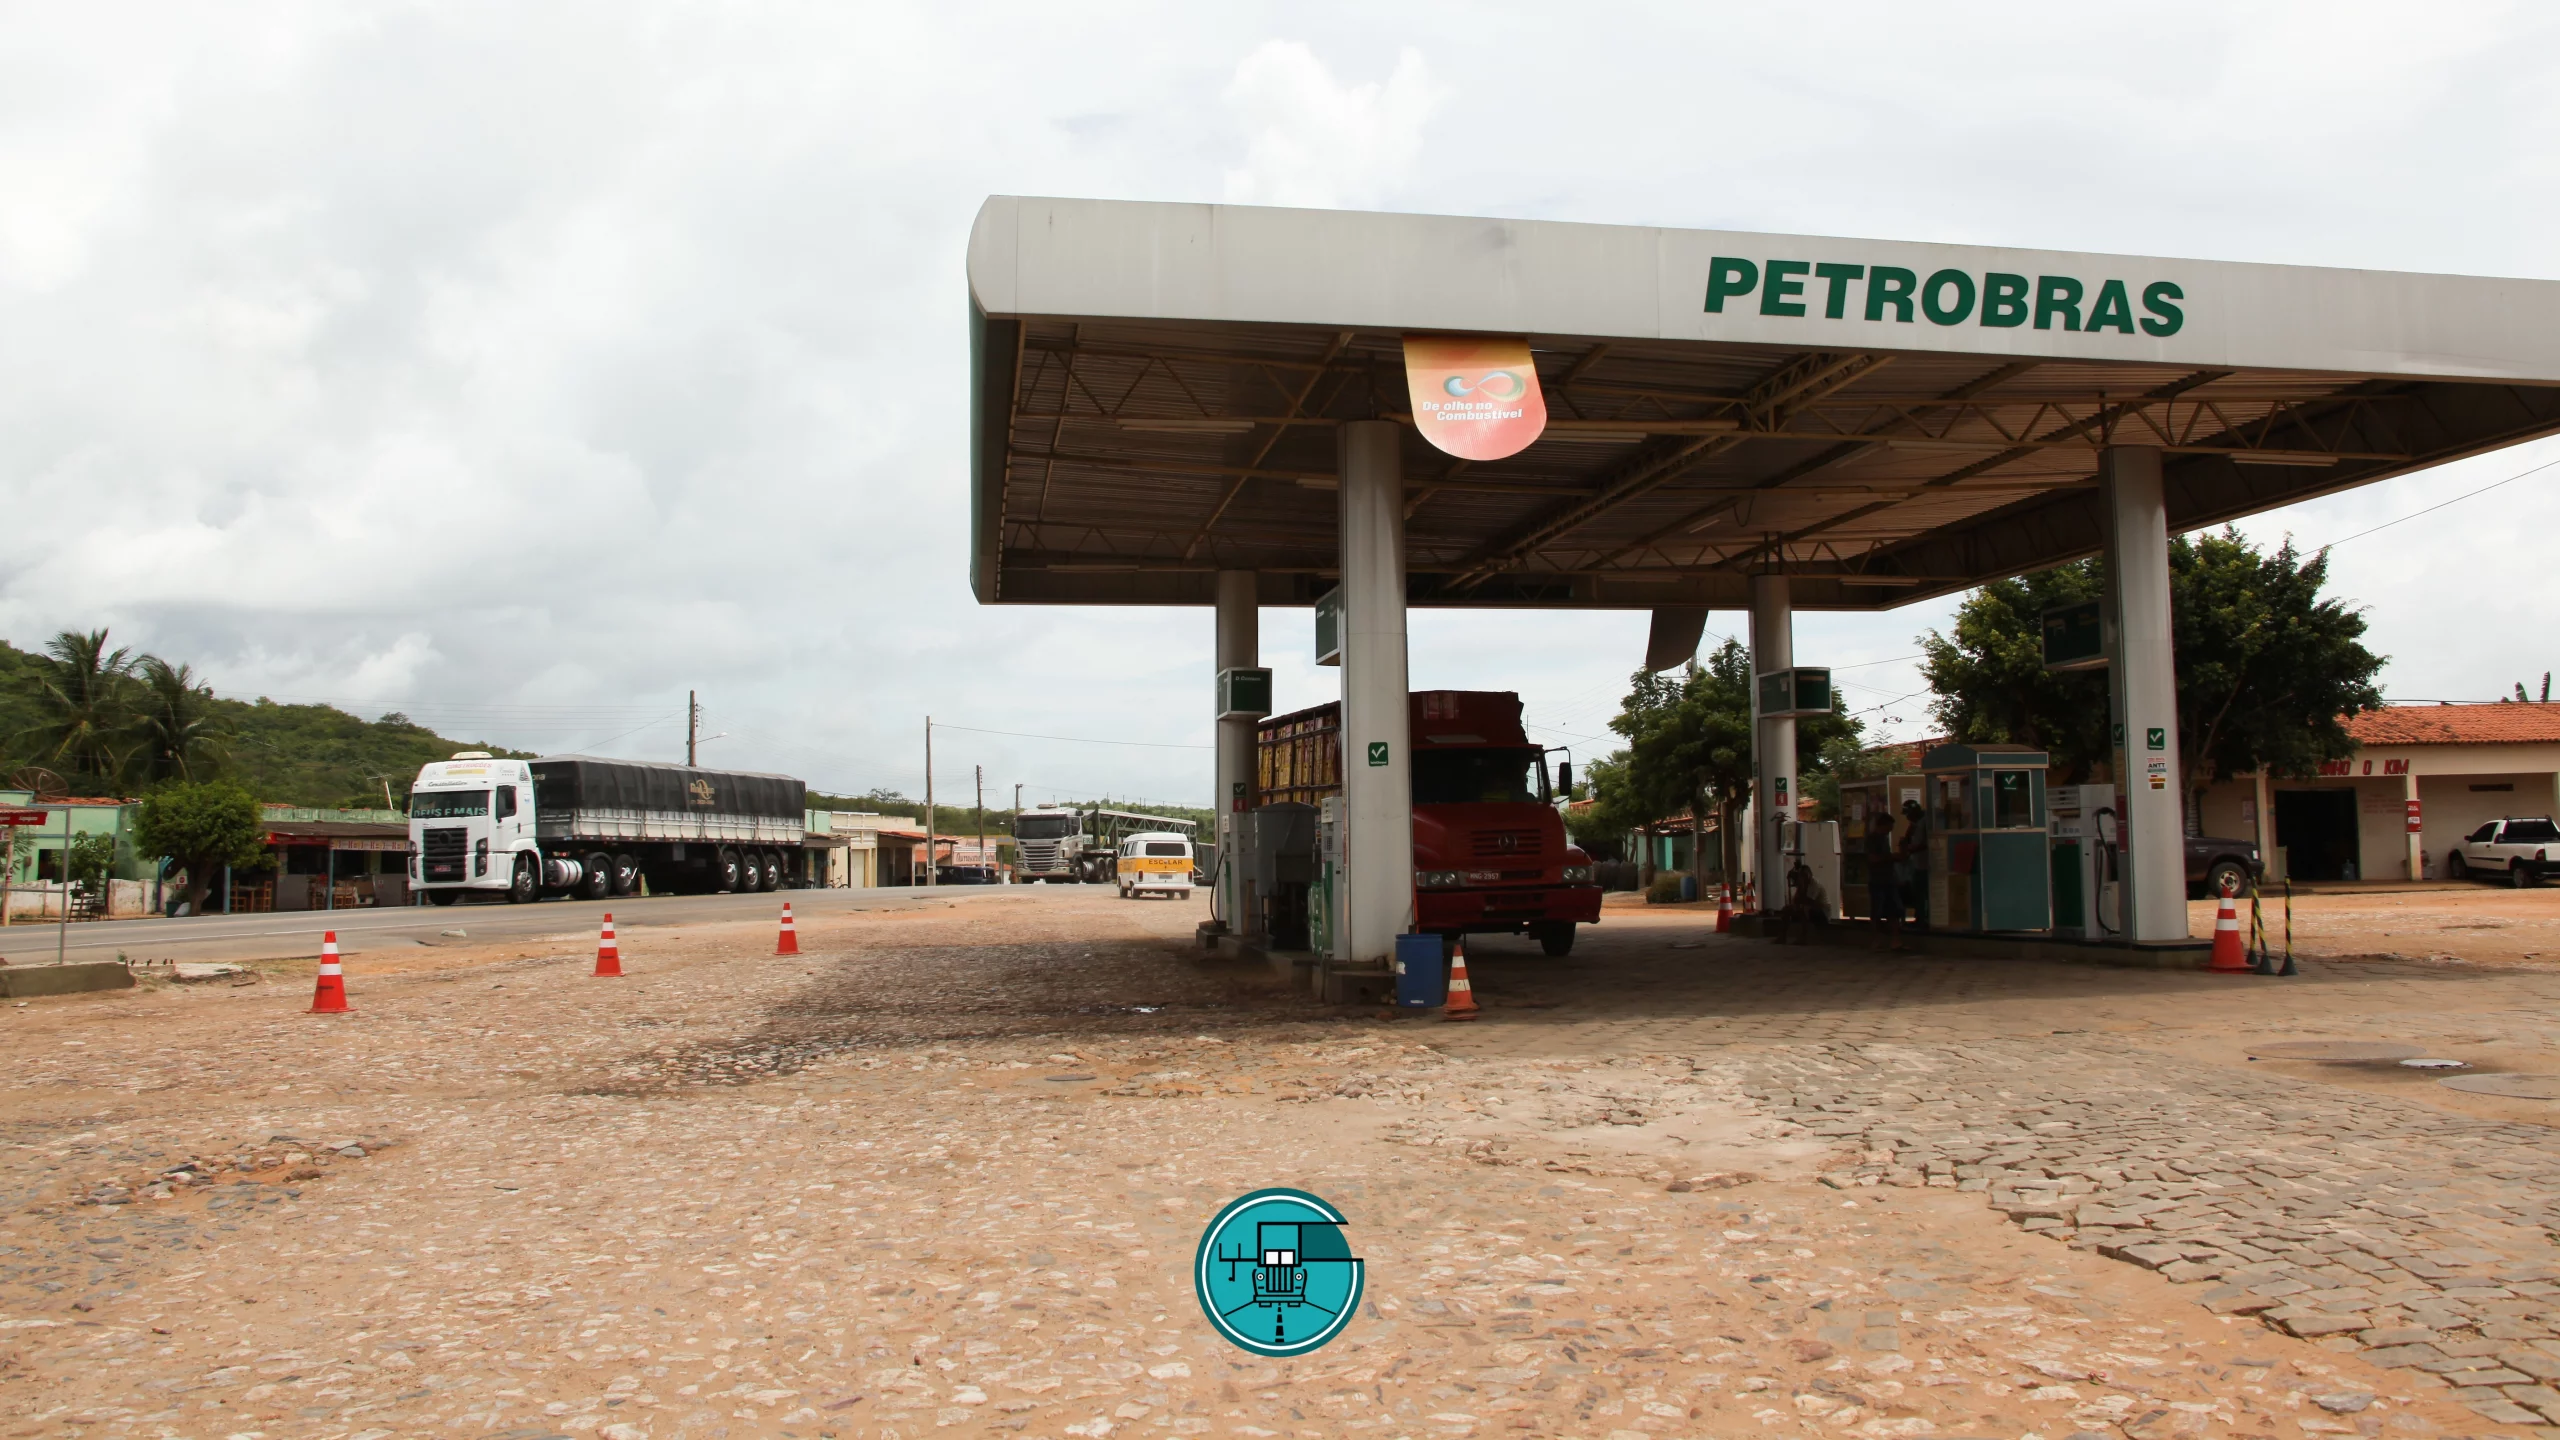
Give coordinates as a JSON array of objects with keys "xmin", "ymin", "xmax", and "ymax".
[{"xmin": 0, "ymin": 633, "xmax": 531, "ymax": 807}]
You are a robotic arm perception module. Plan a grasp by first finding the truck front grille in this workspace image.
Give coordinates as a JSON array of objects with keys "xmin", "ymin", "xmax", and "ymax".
[
  {"xmin": 1018, "ymin": 841, "xmax": 1064, "ymax": 870},
  {"xmin": 1471, "ymin": 829, "xmax": 1544, "ymax": 858},
  {"xmin": 422, "ymin": 826, "xmax": 468, "ymax": 881}
]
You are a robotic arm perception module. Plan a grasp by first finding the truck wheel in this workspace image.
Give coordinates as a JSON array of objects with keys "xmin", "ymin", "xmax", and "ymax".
[
  {"xmin": 764, "ymin": 849, "xmax": 787, "ymax": 891},
  {"xmin": 715, "ymin": 848, "xmax": 742, "ymax": 893},
  {"xmin": 612, "ymin": 854, "xmax": 641, "ymax": 896},
  {"xmin": 581, "ymin": 853, "xmax": 613, "ymax": 901},
  {"xmin": 506, "ymin": 854, "xmax": 539, "ymax": 904},
  {"xmin": 1534, "ymin": 922, "xmax": 1576, "ymax": 957},
  {"xmin": 2448, "ymin": 852, "xmax": 2469, "ymax": 881},
  {"xmin": 739, "ymin": 851, "xmax": 763, "ymax": 892}
]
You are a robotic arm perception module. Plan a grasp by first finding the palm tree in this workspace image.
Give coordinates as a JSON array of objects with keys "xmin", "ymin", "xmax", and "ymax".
[
  {"xmin": 27, "ymin": 629, "xmax": 137, "ymax": 791},
  {"xmin": 125, "ymin": 657, "xmax": 227, "ymax": 785}
]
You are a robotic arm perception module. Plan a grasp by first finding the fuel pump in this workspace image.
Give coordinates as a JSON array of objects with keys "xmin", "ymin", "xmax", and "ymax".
[{"xmin": 2049, "ymin": 784, "xmax": 2123, "ymax": 940}]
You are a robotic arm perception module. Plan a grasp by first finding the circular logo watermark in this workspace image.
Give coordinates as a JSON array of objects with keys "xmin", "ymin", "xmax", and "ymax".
[{"xmin": 1193, "ymin": 1188, "xmax": 1365, "ymax": 1357}]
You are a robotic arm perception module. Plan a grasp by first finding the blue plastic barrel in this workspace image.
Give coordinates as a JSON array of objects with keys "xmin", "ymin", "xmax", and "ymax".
[
  {"xmin": 1394, "ymin": 933, "xmax": 1446, "ymax": 1009},
  {"xmin": 1679, "ymin": 873, "xmax": 1699, "ymax": 902}
]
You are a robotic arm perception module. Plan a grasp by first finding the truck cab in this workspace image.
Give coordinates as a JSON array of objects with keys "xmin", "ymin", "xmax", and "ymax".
[
  {"xmin": 410, "ymin": 752, "xmax": 543, "ymax": 904},
  {"xmin": 1405, "ymin": 691, "xmax": 1600, "ymax": 955}
]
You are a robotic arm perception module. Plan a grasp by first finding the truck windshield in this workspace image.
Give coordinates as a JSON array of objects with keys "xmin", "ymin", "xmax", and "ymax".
[
  {"xmin": 1014, "ymin": 815, "xmax": 1079, "ymax": 839},
  {"xmin": 410, "ymin": 790, "xmax": 489, "ymax": 819},
  {"xmin": 1413, "ymin": 748, "xmax": 1544, "ymax": 805}
]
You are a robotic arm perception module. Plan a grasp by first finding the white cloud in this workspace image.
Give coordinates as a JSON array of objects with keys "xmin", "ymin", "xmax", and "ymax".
[{"xmin": 1221, "ymin": 41, "xmax": 1445, "ymax": 210}]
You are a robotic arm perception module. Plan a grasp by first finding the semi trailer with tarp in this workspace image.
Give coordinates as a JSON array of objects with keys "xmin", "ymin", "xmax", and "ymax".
[{"xmin": 408, "ymin": 751, "xmax": 807, "ymax": 904}]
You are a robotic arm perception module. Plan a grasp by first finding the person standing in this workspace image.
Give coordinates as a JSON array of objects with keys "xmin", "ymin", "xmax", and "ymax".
[
  {"xmin": 1897, "ymin": 797, "xmax": 1929, "ymax": 935},
  {"xmin": 1864, "ymin": 809, "xmax": 1903, "ymax": 952}
]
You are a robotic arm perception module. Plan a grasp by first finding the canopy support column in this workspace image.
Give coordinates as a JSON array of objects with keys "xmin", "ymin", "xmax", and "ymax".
[
  {"xmin": 1339, "ymin": 420, "xmax": 1413, "ymax": 963},
  {"xmin": 1214, "ymin": 570, "xmax": 1259, "ymax": 932},
  {"xmin": 2101, "ymin": 445, "xmax": 2191, "ymax": 943},
  {"xmin": 1750, "ymin": 574, "xmax": 1796, "ymax": 911}
]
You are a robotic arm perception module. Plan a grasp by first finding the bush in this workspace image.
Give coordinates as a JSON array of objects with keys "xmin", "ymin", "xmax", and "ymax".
[{"xmin": 1645, "ymin": 874, "xmax": 1686, "ymax": 905}]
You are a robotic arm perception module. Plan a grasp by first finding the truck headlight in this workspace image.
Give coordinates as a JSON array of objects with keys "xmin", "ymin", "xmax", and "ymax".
[
  {"xmin": 1562, "ymin": 865, "xmax": 1594, "ymax": 884},
  {"xmin": 1417, "ymin": 870, "xmax": 1463, "ymax": 889}
]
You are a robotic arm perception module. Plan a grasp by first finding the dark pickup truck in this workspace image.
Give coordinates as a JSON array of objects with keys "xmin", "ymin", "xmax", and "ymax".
[{"xmin": 2188, "ymin": 835, "xmax": 2265, "ymax": 898}]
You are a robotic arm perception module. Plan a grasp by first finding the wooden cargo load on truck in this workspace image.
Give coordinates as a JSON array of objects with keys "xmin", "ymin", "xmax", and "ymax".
[{"xmin": 1256, "ymin": 703, "xmax": 1343, "ymax": 808}]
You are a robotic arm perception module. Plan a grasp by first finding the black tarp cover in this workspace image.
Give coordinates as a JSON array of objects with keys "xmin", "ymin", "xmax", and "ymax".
[{"xmin": 531, "ymin": 755, "xmax": 805, "ymax": 835}]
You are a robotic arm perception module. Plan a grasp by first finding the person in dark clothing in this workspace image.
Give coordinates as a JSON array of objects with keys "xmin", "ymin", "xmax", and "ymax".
[
  {"xmin": 1864, "ymin": 811, "xmax": 1903, "ymax": 951},
  {"xmin": 1896, "ymin": 798, "xmax": 1929, "ymax": 932}
]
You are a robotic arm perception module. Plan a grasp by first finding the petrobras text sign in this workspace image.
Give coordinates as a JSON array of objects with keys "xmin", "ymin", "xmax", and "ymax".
[
  {"xmin": 970, "ymin": 198, "xmax": 2560, "ymax": 384},
  {"xmin": 1702, "ymin": 256, "xmax": 2186, "ymax": 338}
]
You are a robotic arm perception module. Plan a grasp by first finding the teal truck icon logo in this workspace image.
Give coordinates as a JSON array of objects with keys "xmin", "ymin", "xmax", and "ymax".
[{"xmin": 1194, "ymin": 1189, "xmax": 1364, "ymax": 1356}]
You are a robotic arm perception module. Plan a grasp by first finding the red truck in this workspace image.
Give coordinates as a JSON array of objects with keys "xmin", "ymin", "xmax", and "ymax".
[{"xmin": 1257, "ymin": 690, "xmax": 1602, "ymax": 955}]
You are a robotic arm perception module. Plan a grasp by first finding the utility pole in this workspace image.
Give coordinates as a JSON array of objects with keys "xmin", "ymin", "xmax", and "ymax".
[
  {"xmin": 687, "ymin": 691, "xmax": 699, "ymax": 767},
  {"xmin": 975, "ymin": 765, "xmax": 985, "ymax": 878},
  {"xmin": 924, "ymin": 716, "xmax": 936, "ymax": 888}
]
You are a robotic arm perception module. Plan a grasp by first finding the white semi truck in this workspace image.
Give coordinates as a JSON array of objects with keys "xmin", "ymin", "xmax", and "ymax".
[
  {"xmin": 1010, "ymin": 805, "xmax": 1200, "ymax": 883},
  {"xmin": 408, "ymin": 752, "xmax": 807, "ymax": 904}
]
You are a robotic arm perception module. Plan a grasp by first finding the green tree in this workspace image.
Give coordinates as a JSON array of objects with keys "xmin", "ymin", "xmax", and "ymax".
[
  {"xmin": 26, "ymin": 629, "xmax": 138, "ymax": 792},
  {"xmin": 1917, "ymin": 561, "xmax": 2112, "ymax": 781},
  {"xmin": 1920, "ymin": 529, "xmax": 2384, "ymax": 815},
  {"xmin": 64, "ymin": 832, "xmax": 117, "ymax": 893},
  {"xmin": 124, "ymin": 657, "xmax": 228, "ymax": 786},
  {"xmin": 134, "ymin": 780, "xmax": 266, "ymax": 914},
  {"xmin": 2171, "ymin": 530, "xmax": 2382, "ymax": 801},
  {"xmin": 1564, "ymin": 751, "xmax": 1647, "ymax": 861}
]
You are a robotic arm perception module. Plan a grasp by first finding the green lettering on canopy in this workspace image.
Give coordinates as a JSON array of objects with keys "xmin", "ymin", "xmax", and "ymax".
[
  {"xmin": 1922, "ymin": 269, "xmax": 1975, "ymax": 326},
  {"xmin": 1981, "ymin": 273, "xmax": 2029, "ymax": 328},
  {"xmin": 1761, "ymin": 259, "xmax": 1812, "ymax": 317},
  {"xmin": 1813, "ymin": 262, "xmax": 1866, "ymax": 319},
  {"xmin": 2141, "ymin": 281, "xmax": 2185, "ymax": 336},
  {"xmin": 1704, "ymin": 257, "xmax": 1759, "ymax": 313},
  {"xmin": 2085, "ymin": 279, "xmax": 2135, "ymax": 334},
  {"xmin": 2035, "ymin": 276, "xmax": 2084, "ymax": 331},
  {"xmin": 1867, "ymin": 266, "xmax": 1917, "ymax": 322}
]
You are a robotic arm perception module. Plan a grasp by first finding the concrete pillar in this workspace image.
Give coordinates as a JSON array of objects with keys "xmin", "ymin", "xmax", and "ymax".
[
  {"xmin": 1214, "ymin": 570, "xmax": 1259, "ymax": 930},
  {"xmin": 1339, "ymin": 421, "xmax": 1413, "ymax": 962},
  {"xmin": 2253, "ymin": 769, "xmax": 2281, "ymax": 883},
  {"xmin": 2403, "ymin": 771, "xmax": 2422, "ymax": 880},
  {"xmin": 2100, "ymin": 446, "xmax": 2190, "ymax": 943},
  {"xmin": 1749, "ymin": 574, "xmax": 1796, "ymax": 912}
]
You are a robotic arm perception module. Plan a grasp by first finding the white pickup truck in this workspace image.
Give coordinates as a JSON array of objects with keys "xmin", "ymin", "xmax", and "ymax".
[{"xmin": 2445, "ymin": 816, "xmax": 2560, "ymax": 887}]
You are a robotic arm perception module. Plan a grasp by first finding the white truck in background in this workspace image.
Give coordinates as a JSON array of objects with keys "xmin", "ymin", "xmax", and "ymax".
[{"xmin": 408, "ymin": 752, "xmax": 807, "ymax": 904}]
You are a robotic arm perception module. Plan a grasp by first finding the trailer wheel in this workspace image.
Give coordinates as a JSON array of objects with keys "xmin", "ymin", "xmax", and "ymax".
[
  {"xmin": 611, "ymin": 854, "xmax": 641, "ymax": 896},
  {"xmin": 763, "ymin": 849, "xmax": 787, "ymax": 891},
  {"xmin": 580, "ymin": 853, "xmax": 613, "ymax": 901},
  {"xmin": 1533, "ymin": 922, "xmax": 1576, "ymax": 957},
  {"xmin": 740, "ymin": 851, "xmax": 764, "ymax": 892},
  {"xmin": 715, "ymin": 848, "xmax": 742, "ymax": 893}
]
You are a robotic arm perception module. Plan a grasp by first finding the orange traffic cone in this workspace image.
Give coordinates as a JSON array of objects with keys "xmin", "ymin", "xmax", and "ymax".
[
  {"xmin": 2208, "ymin": 882, "xmax": 2250, "ymax": 973},
  {"xmin": 775, "ymin": 901, "xmax": 800, "ymax": 956},
  {"xmin": 1443, "ymin": 939, "xmax": 1479, "ymax": 1022},
  {"xmin": 594, "ymin": 913, "xmax": 623, "ymax": 977},
  {"xmin": 1715, "ymin": 885, "xmax": 1733, "ymax": 933},
  {"xmin": 308, "ymin": 931, "xmax": 351, "ymax": 1013}
]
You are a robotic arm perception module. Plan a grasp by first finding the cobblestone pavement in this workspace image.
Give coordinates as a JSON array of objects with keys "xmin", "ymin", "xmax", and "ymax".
[{"xmin": 2, "ymin": 889, "xmax": 2558, "ymax": 1440}]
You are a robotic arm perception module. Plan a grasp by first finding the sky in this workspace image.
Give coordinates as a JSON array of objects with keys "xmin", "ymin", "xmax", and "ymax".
[{"xmin": 4, "ymin": 1, "xmax": 2559, "ymax": 809}]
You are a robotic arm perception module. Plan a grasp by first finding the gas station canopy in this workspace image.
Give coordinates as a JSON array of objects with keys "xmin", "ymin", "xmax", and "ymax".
[{"xmin": 967, "ymin": 196, "xmax": 2560, "ymax": 611}]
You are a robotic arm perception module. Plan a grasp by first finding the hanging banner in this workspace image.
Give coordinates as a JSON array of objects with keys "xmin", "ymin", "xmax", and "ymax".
[{"xmin": 1402, "ymin": 336, "xmax": 1547, "ymax": 461}]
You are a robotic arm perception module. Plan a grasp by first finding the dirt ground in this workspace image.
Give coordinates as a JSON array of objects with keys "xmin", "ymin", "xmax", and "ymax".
[{"xmin": 8, "ymin": 886, "xmax": 2560, "ymax": 1440}]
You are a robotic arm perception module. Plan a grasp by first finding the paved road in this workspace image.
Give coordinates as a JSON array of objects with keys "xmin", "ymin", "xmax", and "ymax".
[{"xmin": 0, "ymin": 882, "xmax": 1037, "ymax": 964}]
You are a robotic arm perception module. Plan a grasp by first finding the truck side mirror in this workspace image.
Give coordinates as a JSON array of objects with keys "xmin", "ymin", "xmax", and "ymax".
[{"xmin": 1556, "ymin": 761, "xmax": 1573, "ymax": 798}]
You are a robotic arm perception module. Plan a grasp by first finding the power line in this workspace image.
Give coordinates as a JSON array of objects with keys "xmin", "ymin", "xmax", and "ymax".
[
  {"xmin": 2316, "ymin": 454, "xmax": 2560, "ymax": 550},
  {"xmin": 931, "ymin": 722, "xmax": 1213, "ymax": 751}
]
